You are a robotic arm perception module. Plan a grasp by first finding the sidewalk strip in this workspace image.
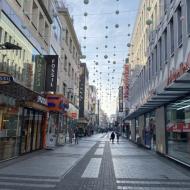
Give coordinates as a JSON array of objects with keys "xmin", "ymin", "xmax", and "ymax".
[
  {"xmin": 117, "ymin": 180, "xmax": 190, "ymax": 185},
  {"xmin": 94, "ymin": 148, "xmax": 104, "ymax": 155},
  {"xmin": 118, "ymin": 187, "xmax": 190, "ymax": 190},
  {"xmin": 0, "ymin": 176, "xmax": 60, "ymax": 182},
  {"xmin": 0, "ymin": 181, "xmax": 56, "ymax": 188},
  {"xmin": 81, "ymin": 158, "xmax": 102, "ymax": 178}
]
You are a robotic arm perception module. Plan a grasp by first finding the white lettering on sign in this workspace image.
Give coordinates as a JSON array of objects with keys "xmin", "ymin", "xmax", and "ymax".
[
  {"xmin": 37, "ymin": 96, "xmax": 47, "ymax": 105},
  {"xmin": 50, "ymin": 59, "xmax": 56, "ymax": 88}
]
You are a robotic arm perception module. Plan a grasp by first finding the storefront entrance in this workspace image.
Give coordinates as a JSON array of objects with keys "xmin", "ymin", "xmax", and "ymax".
[
  {"xmin": 144, "ymin": 111, "xmax": 156, "ymax": 150},
  {"xmin": 20, "ymin": 108, "xmax": 45, "ymax": 154}
]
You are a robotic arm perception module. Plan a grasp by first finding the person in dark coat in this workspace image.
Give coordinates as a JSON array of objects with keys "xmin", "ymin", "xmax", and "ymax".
[
  {"xmin": 74, "ymin": 128, "xmax": 79, "ymax": 144},
  {"xmin": 116, "ymin": 132, "xmax": 120, "ymax": 143},
  {"xmin": 110, "ymin": 132, "xmax": 115, "ymax": 143}
]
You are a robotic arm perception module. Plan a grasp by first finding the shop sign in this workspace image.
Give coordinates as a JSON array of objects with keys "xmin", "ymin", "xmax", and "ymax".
[
  {"xmin": 167, "ymin": 52, "xmax": 190, "ymax": 86},
  {"xmin": 183, "ymin": 123, "xmax": 190, "ymax": 132},
  {"xmin": 33, "ymin": 56, "xmax": 46, "ymax": 93},
  {"xmin": 45, "ymin": 55, "xmax": 58, "ymax": 92},
  {"xmin": 119, "ymin": 86, "xmax": 123, "ymax": 112},
  {"xmin": 124, "ymin": 64, "xmax": 129, "ymax": 99},
  {"xmin": 37, "ymin": 95, "xmax": 47, "ymax": 106},
  {"xmin": 0, "ymin": 72, "xmax": 13, "ymax": 85}
]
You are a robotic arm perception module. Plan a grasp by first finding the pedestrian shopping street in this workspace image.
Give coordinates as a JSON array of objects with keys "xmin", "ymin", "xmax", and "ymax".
[{"xmin": 0, "ymin": 133, "xmax": 189, "ymax": 190}]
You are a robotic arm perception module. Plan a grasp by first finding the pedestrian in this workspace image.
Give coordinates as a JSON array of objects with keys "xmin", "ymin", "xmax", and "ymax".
[
  {"xmin": 74, "ymin": 128, "xmax": 79, "ymax": 144},
  {"xmin": 116, "ymin": 132, "xmax": 120, "ymax": 143},
  {"xmin": 110, "ymin": 131, "xmax": 115, "ymax": 144}
]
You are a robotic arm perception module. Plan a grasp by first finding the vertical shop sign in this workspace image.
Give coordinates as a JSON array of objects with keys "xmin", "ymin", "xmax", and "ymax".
[
  {"xmin": 119, "ymin": 86, "xmax": 123, "ymax": 112},
  {"xmin": 124, "ymin": 64, "xmax": 129, "ymax": 99},
  {"xmin": 45, "ymin": 55, "xmax": 58, "ymax": 92},
  {"xmin": 33, "ymin": 56, "xmax": 46, "ymax": 92}
]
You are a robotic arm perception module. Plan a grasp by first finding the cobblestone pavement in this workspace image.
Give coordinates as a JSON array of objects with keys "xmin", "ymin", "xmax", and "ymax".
[{"xmin": 0, "ymin": 133, "xmax": 190, "ymax": 189}]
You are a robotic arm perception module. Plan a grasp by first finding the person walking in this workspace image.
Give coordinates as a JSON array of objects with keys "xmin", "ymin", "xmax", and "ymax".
[
  {"xmin": 74, "ymin": 128, "xmax": 79, "ymax": 144},
  {"xmin": 116, "ymin": 131, "xmax": 120, "ymax": 143},
  {"xmin": 110, "ymin": 131, "xmax": 115, "ymax": 144}
]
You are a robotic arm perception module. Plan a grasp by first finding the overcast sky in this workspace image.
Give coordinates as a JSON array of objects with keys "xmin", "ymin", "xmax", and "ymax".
[{"xmin": 63, "ymin": 0, "xmax": 140, "ymax": 116}]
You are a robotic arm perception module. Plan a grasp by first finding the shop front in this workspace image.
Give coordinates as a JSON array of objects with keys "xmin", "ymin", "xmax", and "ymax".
[
  {"xmin": 0, "ymin": 81, "xmax": 48, "ymax": 160},
  {"xmin": 144, "ymin": 111, "xmax": 156, "ymax": 150},
  {"xmin": 20, "ymin": 101, "xmax": 47, "ymax": 154},
  {"xmin": 46, "ymin": 94, "xmax": 69, "ymax": 148},
  {"xmin": 0, "ymin": 94, "xmax": 21, "ymax": 161},
  {"xmin": 166, "ymin": 96, "xmax": 190, "ymax": 166}
]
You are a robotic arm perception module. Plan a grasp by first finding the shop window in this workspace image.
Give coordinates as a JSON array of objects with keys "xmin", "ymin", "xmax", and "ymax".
[{"xmin": 166, "ymin": 98, "xmax": 190, "ymax": 165}]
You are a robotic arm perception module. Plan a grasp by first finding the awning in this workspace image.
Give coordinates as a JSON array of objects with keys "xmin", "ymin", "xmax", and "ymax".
[
  {"xmin": 0, "ymin": 81, "xmax": 47, "ymax": 106},
  {"xmin": 126, "ymin": 70, "xmax": 190, "ymax": 120}
]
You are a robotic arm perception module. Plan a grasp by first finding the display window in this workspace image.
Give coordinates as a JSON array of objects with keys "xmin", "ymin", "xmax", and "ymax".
[
  {"xmin": 144, "ymin": 111, "xmax": 156, "ymax": 150},
  {"xmin": 166, "ymin": 97, "xmax": 190, "ymax": 165},
  {"xmin": 0, "ymin": 106, "xmax": 20, "ymax": 161}
]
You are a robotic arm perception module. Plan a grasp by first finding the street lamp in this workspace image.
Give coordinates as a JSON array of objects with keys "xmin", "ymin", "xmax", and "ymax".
[{"xmin": 0, "ymin": 42, "xmax": 22, "ymax": 50}]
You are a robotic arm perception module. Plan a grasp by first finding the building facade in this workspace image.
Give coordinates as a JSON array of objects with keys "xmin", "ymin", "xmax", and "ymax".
[
  {"xmin": 0, "ymin": 0, "xmax": 53, "ymax": 160},
  {"xmin": 78, "ymin": 63, "xmax": 89, "ymax": 135},
  {"xmin": 127, "ymin": 0, "xmax": 190, "ymax": 166}
]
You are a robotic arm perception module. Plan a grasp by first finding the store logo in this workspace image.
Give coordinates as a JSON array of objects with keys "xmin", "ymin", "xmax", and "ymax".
[{"xmin": 0, "ymin": 72, "xmax": 13, "ymax": 85}]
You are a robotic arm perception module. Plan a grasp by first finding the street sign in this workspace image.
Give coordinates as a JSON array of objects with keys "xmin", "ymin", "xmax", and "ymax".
[{"xmin": 0, "ymin": 72, "xmax": 13, "ymax": 85}]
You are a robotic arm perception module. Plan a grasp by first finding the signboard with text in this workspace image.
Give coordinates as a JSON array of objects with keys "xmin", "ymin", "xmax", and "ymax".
[
  {"xmin": 119, "ymin": 86, "xmax": 123, "ymax": 112},
  {"xmin": 0, "ymin": 72, "xmax": 13, "ymax": 85},
  {"xmin": 33, "ymin": 56, "xmax": 46, "ymax": 92},
  {"xmin": 45, "ymin": 55, "xmax": 58, "ymax": 92}
]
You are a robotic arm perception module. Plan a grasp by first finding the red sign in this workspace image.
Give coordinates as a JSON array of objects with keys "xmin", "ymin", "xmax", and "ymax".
[
  {"xmin": 183, "ymin": 123, "xmax": 190, "ymax": 132},
  {"xmin": 167, "ymin": 52, "xmax": 190, "ymax": 86},
  {"xmin": 123, "ymin": 64, "xmax": 129, "ymax": 99}
]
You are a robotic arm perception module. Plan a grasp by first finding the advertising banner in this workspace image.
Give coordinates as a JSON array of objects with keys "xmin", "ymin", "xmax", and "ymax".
[
  {"xmin": 45, "ymin": 55, "xmax": 58, "ymax": 92},
  {"xmin": 119, "ymin": 86, "xmax": 123, "ymax": 112},
  {"xmin": 33, "ymin": 56, "xmax": 46, "ymax": 93}
]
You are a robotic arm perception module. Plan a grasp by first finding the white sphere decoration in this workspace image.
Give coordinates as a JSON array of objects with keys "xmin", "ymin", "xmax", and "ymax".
[
  {"xmin": 104, "ymin": 55, "xmax": 108, "ymax": 59},
  {"xmin": 83, "ymin": 36, "xmax": 87, "ymax": 39},
  {"xmin": 127, "ymin": 43, "xmax": 131, "ymax": 47},
  {"xmin": 105, "ymin": 26, "xmax": 108, "ymax": 29},
  {"xmin": 105, "ymin": 45, "xmax": 108, "ymax": 48},
  {"xmin": 84, "ymin": 12, "xmax": 88, "ymax": 16},
  {"xmin": 84, "ymin": 0, "xmax": 89, "ymax": 4},
  {"xmin": 113, "ymin": 61, "xmax": 116, "ymax": 64},
  {"xmin": 96, "ymin": 55, "xmax": 98, "ymax": 57},
  {"xmin": 105, "ymin": 35, "xmax": 108, "ymax": 38},
  {"xmin": 95, "ymin": 62, "xmax": 98, "ymax": 65}
]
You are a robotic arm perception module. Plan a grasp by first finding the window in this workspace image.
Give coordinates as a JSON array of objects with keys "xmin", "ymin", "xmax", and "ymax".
[
  {"xmin": 159, "ymin": 38, "xmax": 162, "ymax": 70},
  {"xmin": 170, "ymin": 17, "xmax": 174, "ymax": 55},
  {"xmin": 64, "ymin": 55, "xmax": 67, "ymax": 71},
  {"xmin": 32, "ymin": 1, "xmax": 38, "ymax": 29},
  {"xmin": 164, "ymin": 29, "xmax": 168, "ymax": 63},
  {"xmin": 72, "ymin": 68, "xmax": 74, "ymax": 80},
  {"xmin": 187, "ymin": 0, "xmax": 190, "ymax": 34},
  {"xmin": 155, "ymin": 46, "xmax": 158, "ymax": 74},
  {"xmin": 63, "ymin": 83, "xmax": 67, "ymax": 96},
  {"xmin": 65, "ymin": 29, "xmax": 68, "ymax": 44},
  {"xmin": 0, "ymin": 27, "xmax": 2, "ymax": 43},
  {"xmin": 45, "ymin": 22, "xmax": 49, "ymax": 44},
  {"xmin": 39, "ymin": 13, "xmax": 44, "ymax": 37},
  {"xmin": 69, "ymin": 38, "xmax": 72, "ymax": 52},
  {"xmin": 68, "ymin": 63, "xmax": 71, "ymax": 76},
  {"xmin": 177, "ymin": 5, "xmax": 182, "ymax": 46},
  {"xmin": 4, "ymin": 31, "xmax": 7, "ymax": 42},
  {"xmin": 73, "ymin": 46, "xmax": 75, "ymax": 58}
]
